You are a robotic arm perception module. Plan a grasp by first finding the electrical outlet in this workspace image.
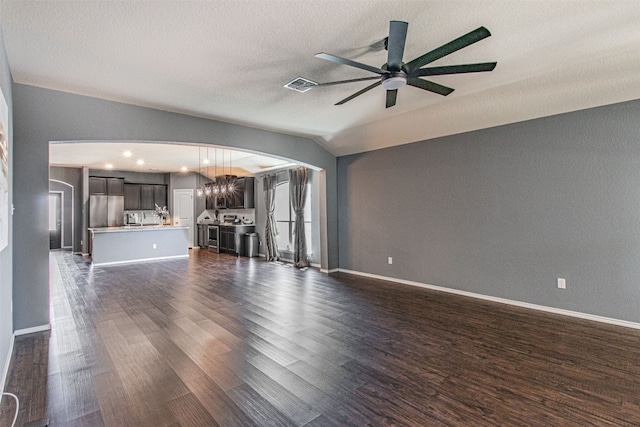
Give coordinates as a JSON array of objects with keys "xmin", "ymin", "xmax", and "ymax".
[
  {"xmin": 153, "ymin": 243, "xmax": 157, "ymax": 249},
  {"xmin": 388, "ymin": 257, "xmax": 393, "ymax": 265},
  {"xmin": 557, "ymin": 278, "xmax": 566, "ymax": 289}
]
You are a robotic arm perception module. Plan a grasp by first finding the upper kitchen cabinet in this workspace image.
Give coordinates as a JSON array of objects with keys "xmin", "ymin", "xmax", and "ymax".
[
  {"xmin": 107, "ymin": 178, "xmax": 124, "ymax": 196},
  {"xmin": 154, "ymin": 185, "xmax": 167, "ymax": 208},
  {"xmin": 124, "ymin": 184, "xmax": 141, "ymax": 210},
  {"xmin": 89, "ymin": 177, "xmax": 106, "ymax": 195},
  {"xmin": 89, "ymin": 177, "xmax": 124, "ymax": 195},
  {"xmin": 140, "ymin": 184, "xmax": 167, "ymax": 210},
  {"xmin": 228, "ymin": 177, "xmax": 255, "ymax": 209}
]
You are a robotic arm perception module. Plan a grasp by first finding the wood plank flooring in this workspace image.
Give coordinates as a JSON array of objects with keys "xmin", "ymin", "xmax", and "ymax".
[{"xmin": 2, "ymin": 250, "xmax": 640, "ymax": 426}]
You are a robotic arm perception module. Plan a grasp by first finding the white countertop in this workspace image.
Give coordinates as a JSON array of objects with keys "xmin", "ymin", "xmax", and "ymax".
[{"xmin": 89, "ymin": 225, "xmax": 189, "ymax": 233}]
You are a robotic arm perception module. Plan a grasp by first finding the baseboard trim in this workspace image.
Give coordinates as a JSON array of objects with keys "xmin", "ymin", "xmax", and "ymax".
[
  {"xmin": 1, "ymin": 333, "xmax": 15, "ymax": 397},
  {"xmin": 14, "ymin": 324, "xmax": 51, "ymax": 336},
  {"xmin": 92, "ymin": 254, "xmax": 189, "ymax": 267},
  {"xmin": 321, "ymin": 268, "xmax": 339, "ymax": 273},
  {"xmin": 338, "ymin": 269, "xmax": 640, "ymax": 330}
]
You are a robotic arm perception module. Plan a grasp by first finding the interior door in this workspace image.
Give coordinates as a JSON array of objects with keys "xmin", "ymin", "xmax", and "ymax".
[
  {"xmin": 49, "ymin": 192, "xmax": 62, "ymax": 250},
  {"xmin": 173, "ymin": 189, "xmax": 194, "ymax": 247}
]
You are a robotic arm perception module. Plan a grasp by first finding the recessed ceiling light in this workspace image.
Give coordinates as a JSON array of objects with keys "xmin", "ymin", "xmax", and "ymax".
[
  {"xmin": 137, "ymin": 159, "xmax": 145, "ymax": 165},
  {"xmin": 123, "ymin": 150, "xmax": 132, "ymax": 157},
  {"xmin": 105, "ymin": 163, "xmax": 113, "ymax": 169},
  {"xmin": 180, "ymin": 166, "xmax": 188, "ymax": 172}
]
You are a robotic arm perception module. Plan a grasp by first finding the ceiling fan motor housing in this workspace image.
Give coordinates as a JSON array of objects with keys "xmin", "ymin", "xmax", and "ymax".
[{"xmin": 381, "ymin": 71, "xmax": 407, "ymax": 90}]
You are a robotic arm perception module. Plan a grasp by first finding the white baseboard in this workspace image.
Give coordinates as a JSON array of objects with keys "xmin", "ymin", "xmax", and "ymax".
[
  {"xmin": 321, "ymin": 268, "xmax": 339, "ymax": 273},
  {"xmin": 14, "ymin": 324, "xmax": 51, "ymax": 336},
  {"xmin": 93, "ymin": 254, "xmax": 189, "ymax": 267},
  {"xmin": 338, "ymin": 269, "xmax": 640, "ymax": 330}
]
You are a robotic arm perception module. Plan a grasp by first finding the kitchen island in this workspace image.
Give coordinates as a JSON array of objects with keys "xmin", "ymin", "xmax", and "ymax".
[{"xmin": 89, "ymin": 225, "xmax": 189, "ymax": 266}]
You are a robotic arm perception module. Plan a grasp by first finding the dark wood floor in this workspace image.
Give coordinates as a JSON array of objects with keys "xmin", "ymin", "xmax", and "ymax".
[{"xmin": 2, "ymin": 250, "xmax": 640, "ymax": 426}]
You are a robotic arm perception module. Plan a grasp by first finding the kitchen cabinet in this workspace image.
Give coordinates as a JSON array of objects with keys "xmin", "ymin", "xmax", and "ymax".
[
  {"xmin": 208, "ymin": 177, "xmax": 255, "ymax": 209},
  {"xmin": 140, "ymin": 185, "xmax": 154, "ymax": 210},
  {"xmin": 228, "ymin": 177, "xmax": 255, "ymax": 209},
  {"xmin": 90, "ymin": 177, "xmax": 124, "ymax": 195},
  {"xmin": 124, "ymin": 183, "xmax": 166, "ymax": 211},
  {"xmin": 124, "ymin": 184, "xmax": 141, "ymax": 210},
  {"xmin": 107, "ymin": 178, "xmax": 124, "ymax": 196},
  {"xmin": 154, "ymin": 185, "xmax": 167, "ymax": 208},
  {"xmin": 89, "ymin": 177, "xmax": 107, "ymax": 195},
  {"xmin": 197, "ymin": 224, "xmax": 208, "ymax": 248},
  {"xmin": 219, "ymin": 225, "xmax": 255, "ymax": 256}
]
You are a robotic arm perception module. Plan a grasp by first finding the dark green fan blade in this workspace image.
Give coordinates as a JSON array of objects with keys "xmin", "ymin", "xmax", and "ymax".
[
  {"xmin": 335, "ymin": 81, "xmax": 382, "ymax": 105},
  {"xmin": 315, "ymin": 53, "xmax": 389, "ymax": 75},
  {"xmin": 385, "ymin": 89, "xmax": 398, "ymax": 108},
  {"xmin": 412, "ymin": 62, "xmax": 496, "ymax": 77},
  {"xmin": 387, "ymin": 21, "xmax": 408, "ymax": 72},
  {"xmin": 312, "ymin": 76, "xmax": 380, "ymax": 88},
  {"xmin": 407, "ymin": 78, "xmax": 454, "ymax": 96},
  {"xmin": 405, "ymin": 27, "xmax": 491, "ymax": 71}
]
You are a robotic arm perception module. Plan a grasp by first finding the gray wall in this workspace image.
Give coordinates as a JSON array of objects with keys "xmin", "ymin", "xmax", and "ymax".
[
  {"xmin": 338, "ymin": 98, "xmax": 640, "ymax": 324},
  {"xmin": 50, "ymin": 166, "xmax": 82, "ymax": 252},
  {"xmin": 0, "ymin": 25, "xmax": 13, "ymax": 390},
  {"xmin": 12, "ymin": 83, "xmax": 337, "ymax": 330}
]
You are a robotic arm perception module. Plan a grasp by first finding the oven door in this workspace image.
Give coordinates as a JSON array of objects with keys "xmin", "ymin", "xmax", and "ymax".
[{"xmin": 207, "ymin": 226, "xmax": 219, "ymax": 252}]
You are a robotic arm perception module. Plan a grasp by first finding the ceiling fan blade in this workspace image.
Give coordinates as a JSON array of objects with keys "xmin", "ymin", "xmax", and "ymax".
[
  {"xmin": 315, "ymin": 52, "xmax": 389, "ymax": 75},
  {"xmin": 335, "ymin": 81, "xmax": 382, "ymax": 105},
  {"xmin": 387, "ymin": 21, "xmax": 408, "ymax": 71},
  {"xmin": 407, "ymin": 78, "xmax": 454, "ymax": 96},
  {"xmin": 385, "ymin": 89, "xmax": 398, "ymax": 108},
  {"xmin": 405, "ymin": 27, "xmax": 492, "ymax": 71},
  {"xmin": 311, "ymin": 76, "xmax": 380, "ymax": 88},
  {"xmin": 412, "ymin": 62, "xmax": 497, "ymax": 77}
]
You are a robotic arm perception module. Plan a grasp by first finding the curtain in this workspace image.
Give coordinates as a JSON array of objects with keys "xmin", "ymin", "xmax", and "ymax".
[
  {"xmin": 289, "ymin": 167, "xmax": 309, "ymax": 268},
  {"xmin": 263, "ymin": 174, "xmax": 279, "ymax": 261}
]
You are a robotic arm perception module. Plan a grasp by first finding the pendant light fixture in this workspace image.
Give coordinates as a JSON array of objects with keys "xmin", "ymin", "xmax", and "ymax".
[
  {"xmin": 196, "ymin": 147, "xmax": 204, "ymax": 197},
  {"xmin": 204, "ymin": 147, "xmax": 212, "ymax": 197},
  {"xmin": 227, "ymin": 150, "xmax": 235, "ymax": 193},
  {"xmin": 212, "ymin": 148, "xmax": 220, "ymax": 196}
]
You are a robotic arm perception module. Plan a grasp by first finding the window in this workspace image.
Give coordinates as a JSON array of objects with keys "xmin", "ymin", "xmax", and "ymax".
[{"xmin": 274, "ymin": 181, "xmax": 311, "ymax": 254}]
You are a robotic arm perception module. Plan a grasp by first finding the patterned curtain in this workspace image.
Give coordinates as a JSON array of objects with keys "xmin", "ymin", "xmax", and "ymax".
[
  {"xmin": 288, "ymin": 167, "xmax": 309, "ymax": 268},
  {"xmin": 263, "ymin": 174, "xmax": 279, "ymax": 261}
]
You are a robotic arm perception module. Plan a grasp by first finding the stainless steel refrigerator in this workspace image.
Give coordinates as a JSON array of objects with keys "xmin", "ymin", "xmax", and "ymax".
[{"xmin": 89, "ymin": 195, "xmax": 124, "ymax": 227}]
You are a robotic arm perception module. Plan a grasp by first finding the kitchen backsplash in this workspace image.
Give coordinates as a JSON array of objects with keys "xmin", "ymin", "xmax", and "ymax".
[
  {"xmin": 124, "ymin": 210, "xmax": 169, "ymax": 225},
  {"xmin": 197, "ymin": 209, "xmax": 255, "ymax": 224}
]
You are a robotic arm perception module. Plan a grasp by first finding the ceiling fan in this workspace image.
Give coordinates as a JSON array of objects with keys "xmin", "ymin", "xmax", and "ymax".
[{"xmin": 303, "ymin": 21, "xmax": 497, "ymax": 108}]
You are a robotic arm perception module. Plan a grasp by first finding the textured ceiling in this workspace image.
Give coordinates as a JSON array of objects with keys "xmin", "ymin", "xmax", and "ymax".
[{"xmin": 2, "ymin": 0, "xmax": 640, "ymax": 157}]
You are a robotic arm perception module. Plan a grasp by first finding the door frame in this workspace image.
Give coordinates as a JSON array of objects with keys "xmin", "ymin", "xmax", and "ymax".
[
  {"xmin": 49, "ymin": 191, "xmax": 63, "ymax": 250},
  {"xmin": 173, "ymin": 189, "xmax": 194, "ymax": 248}
]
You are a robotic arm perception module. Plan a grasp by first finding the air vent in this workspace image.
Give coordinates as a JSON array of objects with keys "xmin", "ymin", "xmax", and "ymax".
[{"xmin": 284, "ymin": 77, "xmax": 317, "ymax": 93}]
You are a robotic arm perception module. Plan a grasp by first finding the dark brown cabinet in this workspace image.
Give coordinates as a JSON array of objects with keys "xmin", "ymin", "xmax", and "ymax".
[
  {"xmin": 140, "ymin": 185, "xmax": 154, "ymax": 210},
  {"xmin": 154, "ymin": 185, "xmax": 167, "ymax": 208},
  {"xmin": 124, "ymin": 183, "xmax": 167, "ymax": 210},
  {"xmin": 206, "ymin": 177, "xmax": 254, "ymax": 209},
  {"xmin": 123, "ymin": 184, "xmax": 141, "ymax": 210},
  {"xmin": 89, "ymin": 177, "xmax": 107, "ymax": 195},
  {"xmin": 219, "ymin": 225, "xmax": 255, "ymax": 256},
  {"xmin": 90, "ymin": 177, "xmax": 124, "ymax": 195}
]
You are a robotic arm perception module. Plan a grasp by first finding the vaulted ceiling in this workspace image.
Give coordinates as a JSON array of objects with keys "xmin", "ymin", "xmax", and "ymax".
[{"xmin": 2, "ymin": 1, "xmax": 640, "ymax": 157}]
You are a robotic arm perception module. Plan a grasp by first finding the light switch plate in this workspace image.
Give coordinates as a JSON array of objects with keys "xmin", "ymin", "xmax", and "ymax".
[{"xmin": 557, "ymin": 278, "xmax": 566, "ymax": 289}]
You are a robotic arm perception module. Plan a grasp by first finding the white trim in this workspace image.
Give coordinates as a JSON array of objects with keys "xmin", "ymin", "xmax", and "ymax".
[
  {"xmin": 14, "ymin": 324, "xmax": 51, "ymax": 336},
  {"xmin": 92, "ymin": 254, "xmax": 189, "ymax": 267},
  {"xmin": 310, "ymin": 262, "xmax": 321, "ymax": 269},
  {"xmin": 1, "ymin": 334, "xmax": 14, "ymax": 396},
  {"xmin": 321, "ymin": 268, "xmax": 339, "ymax": 273},
  {"xmin": 338, "ymin": 269, "xmax": 640, "ymax": 330}
]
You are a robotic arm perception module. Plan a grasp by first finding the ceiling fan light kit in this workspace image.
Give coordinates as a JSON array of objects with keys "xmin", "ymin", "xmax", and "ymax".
[{"xmin": 294, "ymin": 20, "xmax": 496, "ymax": 108}]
